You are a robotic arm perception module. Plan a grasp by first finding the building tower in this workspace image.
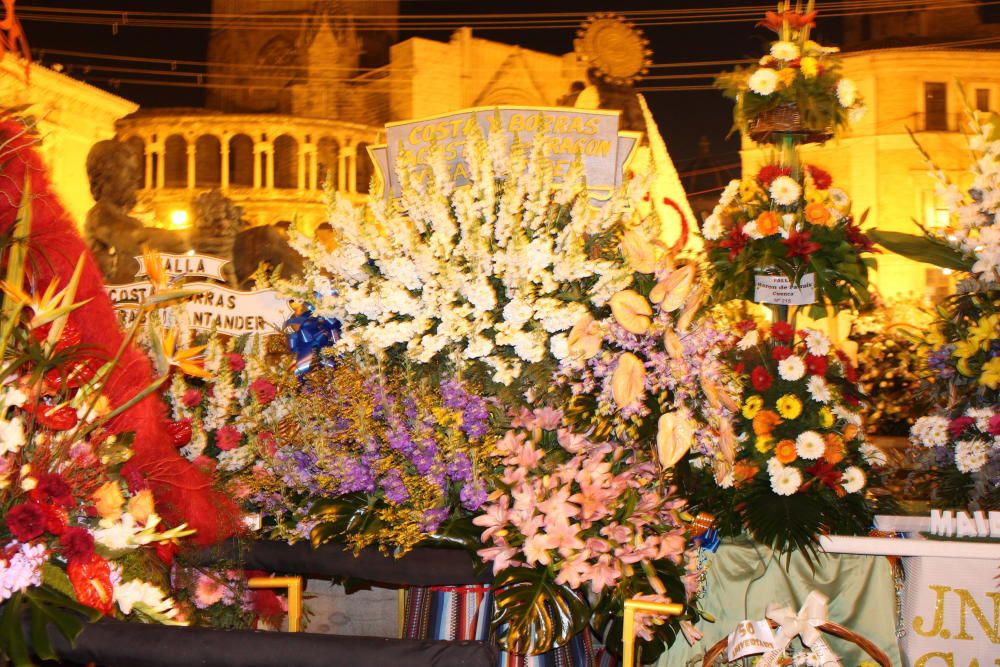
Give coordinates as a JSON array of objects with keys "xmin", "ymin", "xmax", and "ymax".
[{"xmin": 206, "ymin": 0, "xmax": 399, "ymax": 116}]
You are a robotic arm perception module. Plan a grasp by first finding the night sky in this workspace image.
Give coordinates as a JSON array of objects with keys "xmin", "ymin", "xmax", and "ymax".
[{"xmin": 19, "ymin": 1, "xmax": 849, "ymax": 175}]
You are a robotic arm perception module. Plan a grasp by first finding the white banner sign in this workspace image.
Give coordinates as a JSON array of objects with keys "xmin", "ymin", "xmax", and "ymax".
[
  {"xmin": 727, "ymin": 620, "xmax": 776, "ymax": 661},
  {"xmin": 754, "ymin": 272, "xmax": 816, "ymax": 306},
  {"xmin": 134, "ymin": 253, "xmax": 229, "ymax": 281},
  {"xmin": 106, "ymin": 281, "xmax": 291, "ymax": 337},
  {"xmin": 901, "ymin": 556, "xmax": 998, "ymax": 667}
]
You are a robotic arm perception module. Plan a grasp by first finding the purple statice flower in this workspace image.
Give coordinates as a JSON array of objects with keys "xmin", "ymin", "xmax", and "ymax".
[
  {"xmin": 387, "ymin": 427, "xmax": 417, "ymax": 456},
  {"xmin": 927, "ymin": 345, "xmax": 956, "ymax": 379},
  {"xmin": 446, "ymin": 452, "xmax": 473, "ymax": 482},
  {"xmin": 459, "ymin": 479, "xmax": 488, "ymax": 511},
  {"xmin": 339, "ymin": 460, "xmax": 376, "ymax": 494},
  {"xmin": 440, "ymin": 379, "xmax": 468, "ymax": 410},
  {"xmin": 420, "ymin": 507, "xmax": 450, "ymax": 533},
  {"xmin": 381, "ymin": 471, "xmax": 409, "ymax": 503},
  {"xmin": 411, "ymin": 445, "xmax": 437, "ymax": 475},
  {"xmin": 461, "ymin": 397, "xmax": 490, "ymax": 439},
  {"xmin": 0, "ymin": 541, "xmax": 46, "ymax": 603}
]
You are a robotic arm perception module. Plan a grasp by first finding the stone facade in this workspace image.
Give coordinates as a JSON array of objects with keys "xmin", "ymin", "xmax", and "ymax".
[{"xmin": 0, "ymin": 54, "xmax": 137, "ymax": 227}]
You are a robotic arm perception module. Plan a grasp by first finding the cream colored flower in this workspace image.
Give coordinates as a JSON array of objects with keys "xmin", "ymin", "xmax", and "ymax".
[
  {"xmin": 621, "ymin": 229, "xmax": 658, "ymax": 274},
  {"xmin": 795, "ymin": 431, "xmax": 826, "ymax": 460},
  {"xmin": 842, "ymin": 466, "xmax": 866, "ymax": 493},
  {"xmin": 836, "ymin": 78, "xmax": 858, "ymax": 107},
  {"xmin": 567, "ymin": 314, "xmax": 603, "ymax": 361},
  {"xmin": 770, "ymin": 41, "xmax": 800, "ymax": 62},
  {"xmin": 609, "ymin": 290, "xmax": 652, "ymax": 335},
  {"xmin": 748, "ymin": 68, "xmax": 779, "ymax": 96},
  {"xmin": 649, "ymin": 264, "xmax": 696, "ymax": 313},
  {"xmin": 611, "ymin": 352, "xmax": 646, "ymax": 408},
  {"xmin": 702, "ymin": 213, "xmax": 723, "ymax": 241},
  {"xmin": 770, "ymin": 176, "xmax": 802, "ymax": 206},
  {"xmin": 778, "ymin": 355, "xmax": 805, "ymax": 381},
  {"xmin": 656, "ymin": 410, "xmax": 694, "ymax": 468},
  {"xmin": 769, "ymin": 464, "xmax": 802, "ymax": 496}
]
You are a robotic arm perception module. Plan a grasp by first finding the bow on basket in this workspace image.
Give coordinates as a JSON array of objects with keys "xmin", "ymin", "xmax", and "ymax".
[{"xmin": 759, "ymin": 591, "xmax": 842, "ymax": 667}]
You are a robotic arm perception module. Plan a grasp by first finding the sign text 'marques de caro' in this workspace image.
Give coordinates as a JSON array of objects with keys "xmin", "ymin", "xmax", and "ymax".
[{"xmin": 368, "ymin": 106, "xmax": 641, "ymax": 203}]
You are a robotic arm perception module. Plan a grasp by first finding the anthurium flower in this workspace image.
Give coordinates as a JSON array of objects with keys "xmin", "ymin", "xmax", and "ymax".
[
  {"xmin": 656, "ymin": 410, "xmax": 694, "ymax": 468},
  {"xmin": 611, "ymin": 352, "xmax": 646, "ymax": 408},
  {"xmin": 68, "ymin": 552, "xmax": 115, "ymax": 615},
  {"xmin": 127, "ymin": 489, "xmax": 156, "ymax": 525},
  {"xmin": 567, "ymin": 314, "xmax": 603, "ymax": 360},
  {"xmin": 609, "ymin": 290, "xmax": 652, "ymax": 335},
  {"xmin": 649, "ymin": 265, "xmax": 696, "ymax": 313},
  {"xmin": 676, "ymin": 283, "xmax": 705, "ymax": 331},
  {"xmin": 620, "ymin": 229, "xmax": 658, "ymax": 273}
]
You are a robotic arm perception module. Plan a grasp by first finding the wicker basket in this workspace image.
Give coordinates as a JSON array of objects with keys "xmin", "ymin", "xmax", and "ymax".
[
  {"xmin": 700, "ymin": 619, "xmax": 891, "ymax": 666},
  {"xmin": 748, "ymin": 104, "xmax": 833, "ymax": 145}
]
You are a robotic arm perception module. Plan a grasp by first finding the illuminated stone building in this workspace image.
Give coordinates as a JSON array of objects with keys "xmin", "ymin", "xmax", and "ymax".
[
  {"xmin": 116, "ymin": 1, "xmax": 586, "ymax": 231},
  {"xmin": 741, "ymin": 0, "xmax": 1000, "ymax": 302},
  {"xmin": 0, "ymin": 53, "xmax": 136, "ymax": 227}
]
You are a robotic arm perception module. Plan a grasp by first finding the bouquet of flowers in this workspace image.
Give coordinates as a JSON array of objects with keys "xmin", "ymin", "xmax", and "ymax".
[
  {"xmin": 283, "ymin": 119, "xmax": 656, "ymax": 403},
  {"xmin": 711, "ymin": 323, "xmax": 883, "ymax": 553},
  {"xmin": 169, "ymin": 565, "xmax": 289, "ymax": 630},
  {"xmin": 702, "ymin": 161, "xmax": 875, "ymax": 316},
  {"xmin": 252, "ymin": 361, "xmax": 494, "ymax": 555},
  {"xmin": 908, "ymin": 290, "xmax": 999, "ymax": 508},
  {"xmin": 475, "ymin": 408, "xmax": 699, "ymax": 663},
  {"xmin": 555, "ymin": 261, "xmax": 741, "ymax": 488},
  {"xmin": 715, "ymin": 2, "xmax": 864, "ymax": 142}
]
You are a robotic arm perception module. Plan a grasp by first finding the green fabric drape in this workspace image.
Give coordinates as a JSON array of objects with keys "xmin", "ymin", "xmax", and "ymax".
[{"xmin": 660, "ymin": 537, "xmax": 901, "ymax": 666}]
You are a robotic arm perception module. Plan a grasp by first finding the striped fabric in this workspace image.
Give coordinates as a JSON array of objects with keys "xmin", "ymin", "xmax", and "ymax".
[{"xmin": 403, "ymin": 585, "xmax": 621, "ymax": 667}]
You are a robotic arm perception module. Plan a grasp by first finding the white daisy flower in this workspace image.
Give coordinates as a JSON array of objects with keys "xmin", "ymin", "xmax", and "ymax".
[
  {"xmin": 737, "ymin": 330, "xmax": 759, "ymax": 350},
  {"xmin": 841, "ymin": 466, "xmax": 866, "ymax": 493},
  {"xmin": 702, "ymin": 213, "xmax": 724, "ymax": 241},
  {"xmin": 803, "ymin": 329, "xmax": 831, "ymax": 356},
  {"xmin": 795, "ymin": 431, "xmax": 826, "ymax": 460},
  {"xmin": 748, "ymin": 68, "xmax": 779, "ymax": 96},
  {"xmin": 769, "ymin": 464, "xmax": 802, "ymax": 496},
  {"xmin": 769, "ymin": 176, "xmax": 802, "ymax": 206},
  {"xmin": 806, "ymin": 375, "xmax": 831, "ymax": 403},
  {"xmin": 742, "ymin": 220, "xmax": 764, "ymax": 240},
  {"xmin": 770, "ymin": 41, "xmax": 800, "ymax": 61},
  {"xmin": 778, "ymin": 355, "xmax": 806, "ymax": 381}
]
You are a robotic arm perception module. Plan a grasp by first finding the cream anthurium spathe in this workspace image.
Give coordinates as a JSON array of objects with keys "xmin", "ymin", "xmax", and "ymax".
[
  {"xmin": 609, "ymin": 290, "xmax": 653, "ymax": 335},
  {"xmin": 656, "ymin": 410, "xmax": 694, "ymax": 468},
  {"xmin": 611, "ymin": 352, "xmax": 646, "ymax": 409}
]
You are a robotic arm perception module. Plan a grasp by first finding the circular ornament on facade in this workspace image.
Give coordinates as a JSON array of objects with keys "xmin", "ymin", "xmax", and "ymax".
[{"xmin": 574, "ymin": 13, "xmax": 652, "ymax": 85}]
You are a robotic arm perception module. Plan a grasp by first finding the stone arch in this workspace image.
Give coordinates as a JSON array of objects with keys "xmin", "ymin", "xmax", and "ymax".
[
  {"xmin": 316, "ymin": 136, "xmax": 339, "ymax": 190},
  {"xmin": 122, "ymin": 135, "xmax": 145, "ymax": 190},
  {"xmin": 195, "ymin": 134, "xmax": 222, "ymax": 188},
  {"xmin": 163, "ymin": 134, "xmax": 187, "ymax": 188},
  {"xmin": 274, "ymin": 134, "xmax": 298, "ymax": 189},
  {"xmin": 355, "ymin": 141, "xmax": 373, "ymax": 195},
  {"xmin": 229, "ymin": 133, "xmax": 254, "ymax": 187}
]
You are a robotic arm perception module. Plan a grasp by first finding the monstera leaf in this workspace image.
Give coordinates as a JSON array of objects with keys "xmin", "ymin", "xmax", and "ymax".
[
  {"xmin": 309, "ymin": 494, "xmax": 382, "ymax": 548},
  {"xmin": 869, "ymin": 230, "xmax": 973, "ymax": 271},
  {"xmin": 418, "ymin": 515, "xmax": 481, "ymax": 552},
  {"xmin": 0, "ymin": 583, "xmax": 99, "ymax": 667},
  {"xmin": 492, "ymin": 566, "xmax": 589, "ymax": 656}
]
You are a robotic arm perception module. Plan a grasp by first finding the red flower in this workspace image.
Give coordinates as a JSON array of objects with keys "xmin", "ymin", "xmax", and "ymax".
[
  {"xmin": 805, "ymin": 460, "xmax": 843, "ymax": 490},
  {"xmin": 215, "ymin": 425, "xmax": 242, "ymax": 451},
  {"xmin": 27, "ymin": 404, "xmax": 78, "ymax": 431},
  {"xmin": 836, "ymin": 351, "xmax": 859, "ymax": 383},
  {"xmin": 758, "ymin": 10, "xmax": 816, "ymax": 32},
  {"xmin": 68, "ymin": 552, "xmax": 114, "ymax": 615},
  {"xmin": 193, "ymin": 455, "xmax": 217, "ymax": 473},
  {"xmin": 7, "ymin": 502, "xmax": 46, "ymax": 542},
  {"xmin": 805, "ymin": 354, "xmax": 828, "ymax": 376},
  {"xmin": 226, "ymin": 353, "xmax": 246, "ymax": 372},
  {"xmin": 806, "ymin": 165, "xmax": 832, "ymax": 190},
  {"xmin": 166, "ymin": 419, "xmax": 193, "ymax": 447},
  {"xmin": 734, "ymin": 362, "xmax": 746, "ymax": 375},
  {"xmin": 42, "ymin": 504, "xmax": 67, "ymax": 535},
  {"xmin": 252, "ymin": 589, "xmax": 287, "ymax": 628},
  {"xmin": 249, "ymin": 379, "xmax": 277, "ymax": 405},
  {"xmin": 949, "ymin": 416, "xmax": 975, "ymax": 438},
  {"xmin": 154, "ymin": 540, "xmax": 180, "ymax": 566},
  {"xmin": 781, "ymin": 228, "xmax": 822, "ymax": 261},
  {"xmin": 757, "ymin": 164, "xmax": 791, "ymax": 187},
  {"xmin": 32, "ymin": 319, "xmax": 82, "ymax": 351},
  {"xmin": 771, "ymin": 346, "xmax": 792, "ymax": 361},
  {"xmin": 181, "ymin": 388, "xmax": 203, "ymax": 408},
  {"xmin": 736, "ymin": 320, "xmax": 757, "ymax": 334},
  {"xmin": 720, "ymin": 227, "xmax": 749, "ymax": 261},
  {"xmin": 771, "ymin": 321, "xmax": 794, "ymax": 342},
  {"xmin": 60, "ymin": 527, "xmax": 95, "ymax": 562},
  {"xmin": 44, "ymin": 358, "xmax": 98, "ymax": 389},
  {"xmin": 989, "ymin": 414, "xmax": 1000, "ymax": 436},
  {"xmin": 845, "ymin": 219, "xmax": 876, "ymax": 253},
  {"xmin": 31, "ymin": 473, "xmax": 74, "ymax": 507},
  {"xmin": 751, "ymin": 366, "xmax": 773, "ymax": 392}
]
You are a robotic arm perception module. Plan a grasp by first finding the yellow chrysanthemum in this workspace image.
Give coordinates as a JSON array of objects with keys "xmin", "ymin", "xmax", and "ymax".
[
  {"xmin": 776, "ymin": 394, "xmax": 803, "ymax": 420},
  {"xmin": 980, "ymin": 357, "xmax": 1000, "ymax": 390},
  {"xmin": 755, "ymin": 436, "xmax": 775, "ymax": 453},
  {"xmin": 818, "ymin": 406, "xmax": 834, "ymax": 428},
  {"xmin": 742, "ymin": 395, "xmax": 764, "ymax": 419}
]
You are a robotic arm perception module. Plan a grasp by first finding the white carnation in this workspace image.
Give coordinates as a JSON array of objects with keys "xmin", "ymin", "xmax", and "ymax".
[{"xmin": 795, "ymin": 431, "xmax": 825, "ymax": 460}]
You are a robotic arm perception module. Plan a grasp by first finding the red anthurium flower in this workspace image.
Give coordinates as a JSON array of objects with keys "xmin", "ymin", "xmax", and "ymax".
[
  {"xmin": 781, "ymin": 229, "xmax": 822, "ymax": 261},
  {"xmin": 166, "ymin": 419, "xmax": 193, "ymax": 447},
  {"xmin": 68, "ymin": 552, "xmax": 115, "ymax": 615},
  {"xmin": 751, "ymin": 366, "xmax": 773, "ymax": 392},
  {"xmin": 32, "ymin": 319, "xmax": 82, "ymax": 351},
  {"xmin": 27, "ymin": 403, "xmax": 78, "ymax": 431}
]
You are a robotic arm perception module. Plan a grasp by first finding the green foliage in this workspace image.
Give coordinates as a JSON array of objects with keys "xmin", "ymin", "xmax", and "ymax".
[
  {"xmin": 0, "ymin": 585, "xmax": 99, "ymax": 667},
  {"xmin": 492, "ymin": 566, "xmax": 589, "ymax": 656},
  {"xmin": 868, "ymin": 230, "xmax": 973, "ymax": 271}
]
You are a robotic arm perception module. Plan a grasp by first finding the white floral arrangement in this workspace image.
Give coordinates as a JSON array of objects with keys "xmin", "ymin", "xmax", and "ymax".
[{"xmin": 284, "ymin": 119, "xmax": 658, "ymax": 395}]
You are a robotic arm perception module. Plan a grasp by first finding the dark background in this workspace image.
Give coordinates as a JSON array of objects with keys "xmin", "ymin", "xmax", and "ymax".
[{"xmin": 16, "ymin": 1, "xmax": 1000, "ymax": 174}]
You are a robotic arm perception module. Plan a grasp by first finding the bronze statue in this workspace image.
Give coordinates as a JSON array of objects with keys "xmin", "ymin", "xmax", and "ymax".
[
  {"xmin": 84, "ymin": 139, "xmax": 186, "ymax": 284},
  {"xmin": 189, "ymin": 189, "xmax": 242, "ymax": 286},
  {"xmin": 232, "ymin": 220, "xmax": 304, "ymax": 290}
]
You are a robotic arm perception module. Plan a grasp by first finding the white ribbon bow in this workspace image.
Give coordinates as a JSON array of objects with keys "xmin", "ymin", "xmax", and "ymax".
[{"xmin": 758, "ymin": 591, "xmax": 842, "ymax": 667}]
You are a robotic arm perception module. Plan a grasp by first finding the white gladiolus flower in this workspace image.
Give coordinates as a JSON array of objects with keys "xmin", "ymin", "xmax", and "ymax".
[
  {"xmin": 769, "ymin": 464, "xmax": 802, "ymax": 496},
  {"xmin": 770, "ymin": 176, "xmax": 802, "ymax": 206},
  {"xmin": 841, "ymin": 466, "xmax": 866, "ymax": 493},
  {"xmin": 778, "ymin": 355, "xmax": 806, "ymax": 381},
  {"xmin": 748, "ymin": 68, "xmax": 780, "ymax": 96},
  {"xmin": 719, "ymin": 180, "xmax": 741, "ymax": 207},
  {"xmin": 795, "ymin": 431, "xmax": 826, "ymax": 460}
]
